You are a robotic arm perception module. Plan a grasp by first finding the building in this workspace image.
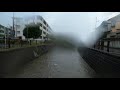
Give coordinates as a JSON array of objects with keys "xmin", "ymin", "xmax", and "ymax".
[
  {"xmin": 96, "ymin": 21, "xmax": 111, "ymax": 33},
  {"xmin": 13, "ymin": 17, "xmax": 25, "ymax": 39},
  {"xmin": 0, "ymin": 25, "xmax": 5, "ymax": 39},
  {"xmin": 94, "ymin": 14, "xmax": 120, "ymax": 52},
  {"xmin": 0, "ymin": 24, "xmax": 15, "ymax": 39},
  {"xmin": 14, "ymin": 15, "xmax": 53, "ymax": 40},
  {"xmin": 106, "ymin": 14, "xmax": 120, "ymax": 38},
  {"xmin": 24, "ymin": 15, "xmax": 53, "ymax": 40},
  {"xmin": 96, "ymin": 14, "xmax": 120, "ymax": 39}
]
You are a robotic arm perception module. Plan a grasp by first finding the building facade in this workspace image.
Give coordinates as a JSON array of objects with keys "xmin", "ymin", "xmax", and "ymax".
[
  {"xmin": 14, "ymin": 15, "xmax": 53, "ymax": 40},
  {"xmin": 107, "ymin": 14, "xmax": 120, "ymax": 38},
  {"xmin": 13, "ymin": 17, "xmax": 25, "ymax": 39},
  {"xmin": 94, "ymin": 14, "xmax": 120, "ymax": 52},
  {"xmin": 0, "ymin": 24, "xmax": 15, "ymax": 39}
]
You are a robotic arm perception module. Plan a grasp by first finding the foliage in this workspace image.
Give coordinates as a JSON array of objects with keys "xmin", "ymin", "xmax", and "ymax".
[{"xmin": 23, "ymin": 25, "xmax": 42, "ymax": 39}]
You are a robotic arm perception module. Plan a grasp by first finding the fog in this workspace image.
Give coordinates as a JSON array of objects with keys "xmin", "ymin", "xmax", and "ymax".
[{"xmin": 0, "ymin": 12, "xmax": 119, "ymax": 48}]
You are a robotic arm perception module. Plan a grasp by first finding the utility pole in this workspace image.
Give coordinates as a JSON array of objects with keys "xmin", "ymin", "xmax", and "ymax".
[
  {"xmin": 13, "ymin": 12, "xmax": 18, "ymax": 38},
  {"xmin": 13, "ymin": 12, "xmax": 15, "ymax": 38}
]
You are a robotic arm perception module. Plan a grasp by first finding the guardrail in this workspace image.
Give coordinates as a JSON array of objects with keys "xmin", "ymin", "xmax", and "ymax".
[{"xmin": 78, "ymin": 47, "xmax": 120, "ymax": 78}]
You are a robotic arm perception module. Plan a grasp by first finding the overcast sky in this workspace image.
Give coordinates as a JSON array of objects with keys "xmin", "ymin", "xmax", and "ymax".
[{"xmin": 0, "ymin": 12, "xmax": 119, "ymax": 44}]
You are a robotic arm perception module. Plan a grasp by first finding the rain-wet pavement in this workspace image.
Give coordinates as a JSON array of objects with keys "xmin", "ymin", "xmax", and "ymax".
[{"xmin": 14, "ymin": 47, "xmax": 97, "ymax": 78}]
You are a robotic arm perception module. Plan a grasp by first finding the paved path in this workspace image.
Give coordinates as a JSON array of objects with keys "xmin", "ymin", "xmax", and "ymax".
[{"xmin": 14, "ymin": 47, "xmax": 97, "ymax": 78}]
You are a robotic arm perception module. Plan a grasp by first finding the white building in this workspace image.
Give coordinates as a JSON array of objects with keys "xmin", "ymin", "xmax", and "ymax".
[
  {"xmin": 0, "ymin": 24, "xmax": 14, "ymax": 39},
  {"xmin": 13, "ymin": 17, "xmax": 25, "ymax": 39},
  {"xmin": 14, "ymin": 15, "xmax": 53, "ymax": 40}
]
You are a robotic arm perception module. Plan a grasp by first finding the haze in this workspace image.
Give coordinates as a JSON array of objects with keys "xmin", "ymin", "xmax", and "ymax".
[{"xmin": 0, "ymin": 12, "xmax": 119, "ymax": 46}]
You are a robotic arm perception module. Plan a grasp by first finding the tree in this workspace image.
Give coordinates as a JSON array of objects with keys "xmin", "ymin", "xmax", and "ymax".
[
  {"xmin": 23, "ymin": 25, "xmax": 42, "ymax": 39},
  {"xmin": 23, "ymin": 25, "xmax": 42, "ymax": 45}
]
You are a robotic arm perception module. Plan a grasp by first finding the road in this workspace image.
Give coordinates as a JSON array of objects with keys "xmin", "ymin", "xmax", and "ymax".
[{"xmin": 14, "ymin": 47, "xmax": 97, "ymax": 78}]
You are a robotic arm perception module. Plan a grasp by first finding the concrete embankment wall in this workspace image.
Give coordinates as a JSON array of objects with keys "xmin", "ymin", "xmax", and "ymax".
[
  {"xmin": 0, "ymin": 45, "xmax": 53, "ymax": 77},
  {"xmin": 78, "ymin": 47, "xmax": 120, "ymax": 77}
]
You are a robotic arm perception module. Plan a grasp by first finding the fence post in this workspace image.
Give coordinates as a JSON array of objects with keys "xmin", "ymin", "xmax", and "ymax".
[
  {"xmin": 20, "ymin": 40, "xmax": 22, "ymax": 47},
  {"xmin": 93, "ymin": 44, "xmax": 95, "ymax": 48},
  {"xmin": 30, "ymin": 40, "xmax": 31, "ymax": 45},
  {"xmin": 98, "ymin": 41, "xmax": 100, "ymax": 50},
  {"xmin": 8, "ymin": 38, "xmax": 11, "ymax": 48},
  {"xmin": 101, "ymin": 40, "xmax": 104, "ymax": 50},
  {"xmin": 19, "ymin": 37, "xmax": 22, "ymax": 47},
  {"xmin": 107, "ymin": 40, "xmax": 110, "ymax": 52},
  {"xmin": 36, "ymin": 40, "xmax": 37, "ymax": 45}
]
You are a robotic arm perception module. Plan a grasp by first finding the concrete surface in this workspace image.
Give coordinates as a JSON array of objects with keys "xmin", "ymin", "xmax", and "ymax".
[{"xmin": 12, "ymin": 47, "xmax": 97, "ymax": 78}]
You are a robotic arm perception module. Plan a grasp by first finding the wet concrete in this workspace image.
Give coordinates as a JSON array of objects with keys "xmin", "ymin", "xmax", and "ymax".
[{"xmin": 12, "ymin": 47, "xmax": 97, "ymax": 78}]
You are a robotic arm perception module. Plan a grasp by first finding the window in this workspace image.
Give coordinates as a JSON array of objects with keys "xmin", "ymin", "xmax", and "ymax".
[
  {"xmin": 110, "ymin": 36, "xmax": 115, "ymax": 38},
  {"xmin": 0, "ymin": 27, "xmax": 4, "ymax": 30},
  {"xmin": 117, "ymin": 33, "xmax": 120, "ymax": 38},
  {"xmin": 0, "ymin": 30, "xmax": 4, "ymax": 33},
  {"xmin": 43, "ymin": 20, "xmax": 46, "ymax": 25},
  {"xmin": 43, "ymin": 37, "xmax": 46, "ymax": 39},
  {"xmin": 43, "ymin": 26, "xmax": 46, "ymax": 30},
  {"xmin": 17, "ymin": 31, "xmax": 20, "ymax": 34},
  {"xmin": 43, "ymin": 31, "xmax": 46, "ymax": 35}
]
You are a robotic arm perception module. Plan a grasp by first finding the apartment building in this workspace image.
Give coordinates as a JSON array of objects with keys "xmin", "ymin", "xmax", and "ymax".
[
  {"xmin": 13, "ymin": 17, "xmax": 25, "ymax": 39},
  {"xmin": 25, "ymin": 15, "xmax": 52, "ymax": 40},
  {"xmin": 0, "ymin": 24, "xmax": 15, "ymax": 39},
  {"xmin": 96, "ymin": 14, "xmax": 120, "ymax": 38},
  {"xmin": 95, "ymin": 14, "xmax": 120, "ymax": 50},
  {"xmin": 107, "ymin": 14, "xmax": 120, "ymax": 38},
  {"xmin": 14, "ymin": 15, "xmax": 52, "ymax": 40},
  {"xmin": 96, "ymin": 21, "xmax": 111, "ymax": 33}
]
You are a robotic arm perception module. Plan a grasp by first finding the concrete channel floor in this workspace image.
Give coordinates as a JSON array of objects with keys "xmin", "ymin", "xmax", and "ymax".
[{"xmin": 12, "ymin": 47, "xmax": 97, "ymax": 78}]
